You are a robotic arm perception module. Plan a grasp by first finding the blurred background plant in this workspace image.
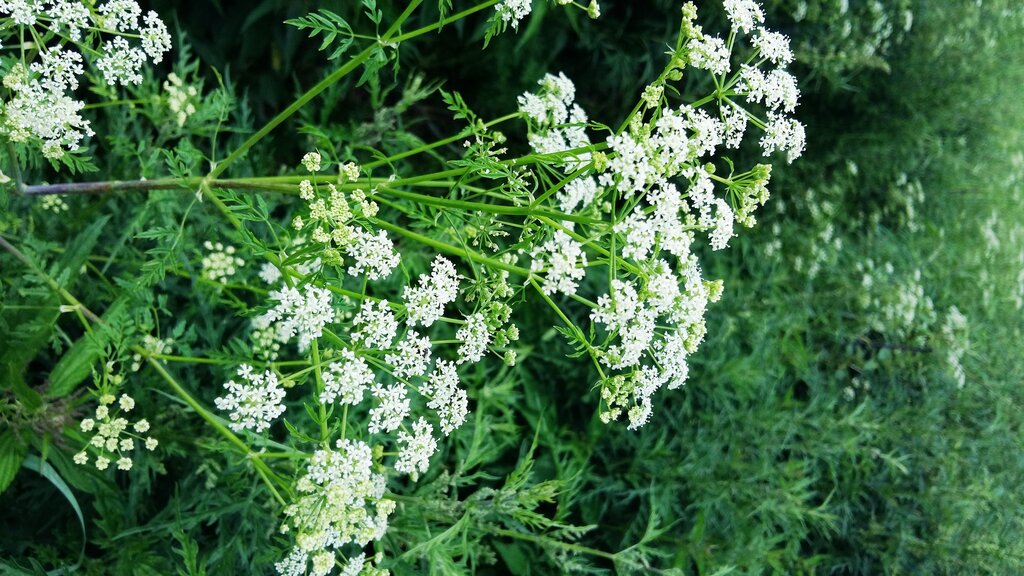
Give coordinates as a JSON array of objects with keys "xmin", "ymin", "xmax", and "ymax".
[{"xmin": 2, "ymin": 0, "xmax": 1024, "ymax": 574}]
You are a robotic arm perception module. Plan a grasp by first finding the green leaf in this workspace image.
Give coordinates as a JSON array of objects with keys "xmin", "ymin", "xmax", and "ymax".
[
  {"xmin": 47, "ymin": 298, "xmax": 126, "ymax": 398},
  {"xmin": 285, "ymin": 9, "xmax": 356, "ymax": 60},
  {"xmin": 23, "ymin": 455, "xmax": 86, "ymax": 575},
  {"xmin": 0, "ymin": 429, "xmax": 27, "ymax": 494},
  {"xmin": 52, "ymin": 215, "xmax": 109, "ymax": 290}
]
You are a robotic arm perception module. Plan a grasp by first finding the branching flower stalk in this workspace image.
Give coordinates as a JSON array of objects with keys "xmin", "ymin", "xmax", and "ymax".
[{"xmin": 2, "ymin": 0, "xmax": 804, "ymax": 574}]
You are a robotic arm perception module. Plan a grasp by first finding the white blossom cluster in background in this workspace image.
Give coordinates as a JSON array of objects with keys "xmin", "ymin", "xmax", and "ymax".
[
  {"xmin": 130, "ymin": 334, "xmax": 175, "ymax": 371},
  {"xmin": 858, "ymin": 262, "xmax": 936, "ymax": 344},
  {"xmin": 74, "ymin": 393, "xmax": 158, "ymax": 471},
  {"xmin": 941, "ymin": 306, "xmax": 969, "ymax": 389},
  {"xmin": 201, "ymin": 241, "xmax": 245, "ymax": 284},
  {"xmin": 164, "ymin": 72, "xmax": 199, "ymax": 127},
  {"xmin": 519, "ymin": 1, "xmax": 797, "ymax": 430},
  {"xmin": 786, "ymin": 0, "xmax": 914, "ymax": 76},
  {"xmin": 0, "ymin": 0, "xmax": 171, "ymax": 158}
]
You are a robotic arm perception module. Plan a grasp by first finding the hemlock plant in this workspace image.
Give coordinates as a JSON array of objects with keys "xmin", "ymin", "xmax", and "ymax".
[{"xmin": 3, "ymin": 0, "xmax": 1023, "ymax": 574}]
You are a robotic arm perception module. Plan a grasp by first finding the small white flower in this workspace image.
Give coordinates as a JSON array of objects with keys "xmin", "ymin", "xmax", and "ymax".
[
  {"xmin": 723, "ymin": 0, "xmax": 765, "ymax": 34},
  {"xmin": 96, "ymin": 36, "xmax": 146, "ymax": 86},
  {"xmin": 751, "ymin": 28, "xmax": 793, "ymax": 66},
  {"xmin": 531, "ymin": 231, "xmax": 588, "ymax": 296},
  {"xmin": 496, "ymin": 0, "xmax": 532, "ymax": 29},
  {"xmin": 140, "ymin": 10, "xmax": 172, "ymax": 63},
  {"xmin": 259, "ymin": 285, "xmax": 335, "ymax": 352},
  {"xmin": 98, "ymin": 0, "xmax": 141, "ymax": 32},
  {"xmin": 201, "ymin": 241, "xmax": 245, "ymax": 284},
  {"xmin": 340, "ymin": 162, "xmax": 361, "ymax": 181},
  {"xmin": 299, "ymin": 179, "xmax": 315, "ymax": 201},
  {"xmin": 688, "ymin": 34, "xmax": 731, "ymax": 76},
  {"xmin": 346, "ymin": 229, "xmax": 399, "ymax": 280},
  {"xmin": 258, "ymin": 262, "xmax": 283, "ymax": 285},
  {"xmin": 118, "ymin": 393, "xmax": 135, "ymax": 411}
]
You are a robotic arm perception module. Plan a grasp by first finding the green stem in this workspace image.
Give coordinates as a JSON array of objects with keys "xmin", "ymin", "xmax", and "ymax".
[
  {"xmin": 206, "ymin": 46, "xmax": 377, "ymax": 180},
  {"xmin": 363, "ymin": 112, "xmax": 519, "ymax": 170},
  {"xmin": 389, "ymin": 0, "xmax": 501, "ymax": 43},
  {"xmin": 371, "ymin": 217, "xmax": 530, "ymax": 276},
  {"xmin": 206, "ymin": 0, "xmax": 430, "ymax": 180},
  {"xmin": 492, "ymin": 528, "xmax": 619, "ymax": 562},
  {"xmin": 311, "ymin": 340, "xmax": 329, "ymax": 442},
  {"xmin": 0, "ymin": 235, "xmax": 101, "ymax": 323},
  {"xmin": 5, "ymin": 141, "xmax": 24, "ymax": 195},
  {"xmin": 0, "ymin": 235, "xmax": 289, "ymax": 507},
  {"xmin": 376, "ymin": 186, "xmax": 601, "ymax": 225},
  {"xmin": 530, "ymin": 278, "xmax": 607, "ymax": 380},
  {"xmin": 145, "ymin": 356, "xmax": 287, "ymax": 506}
]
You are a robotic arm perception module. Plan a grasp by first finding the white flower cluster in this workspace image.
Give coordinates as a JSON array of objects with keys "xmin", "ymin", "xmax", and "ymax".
[
  {"xmin": 347, "ymin": 229, "xmax": 400, "ymax": 280},
  {"xmin": 531, "ymin": 230, "xmax": 588, "ymax": 296},
  {"xmin": 419, "ymin": 359, "xmax": 469, "ymax": 435},
  {"xmin": 517, "ymin": 72, "xmax": 593, "ymax": 169},
  {"xmin": 320, "ymin": 349, "xmax": 374, "ymax": 406},
  {"xmin": 74, "ymin": 393, "xmax": 158, "ymax": 471},
  {"xmin": 495, "ymin": 0, "xmax": 532, "ymax": 30},
  {"xmin": 0, "ymin": 0, "xmax": 171, "ymax": 158},
  {"xmin": 276, "ymin": 439, "xmax": 394, "ymax": 576},
  {"xmin": 291, "ymin": 156, "xmax": 400, "ymax": 281},
  {"xmin": 857, "ymin": 261, "xmax": 936, "ymax": 344},
  {"xmin": 201, "ymin": 241, "xmax": 245, "ymax": 284},
  {"xmin": 590, "ymin": 264, "xmax": 723, "ymax": 429},
  {"xmin": 164, "ymin": 72, "xmax": 199, "ymax": 127},
  {"xmin": 455, "ymin": 312, "xmax": 491, "ymax": 364},
  {"xmin": 403, "ymin": 255, "xmax": 459, "ymax": 327},
  {"xmin": 496, "ymin": 0, "xmax": 600, "ymax": 31},
  {"xmin": 258, "ymin": 285, "xmax": 335, "ymax": 352},
  {"xmin": 514, "ymin": 1, "xmax": 796, "ymax": 429},
  {"xmin": 368, "ymin": 383, "xmax": 409, "ymax": 434},
  {"xmin": 214, "ymin": 365, "xmax": 287, "ymax": 433},
  {"xmin": 394, "ymin": 417, "xmax": 437, "ymax": 481},
  {"xmin": 352, "ymin": 299, "xmax": 398, "ymax": 350},
  {"xmin": 722, "ymin": 3, "xmax": 805, "ymax": 163},
  {"xmin": 385, "ymin": 330, "xmax": 432, "ymax": 378},
  {"xmin": 941, "ymin": 306, "xmax": 969, "ymax": 389}
]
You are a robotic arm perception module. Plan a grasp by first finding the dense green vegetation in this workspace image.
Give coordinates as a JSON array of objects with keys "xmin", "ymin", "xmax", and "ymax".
[{"xmin": 2, "ymin": 1, "xmax": 1022, "ymax": 574}]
